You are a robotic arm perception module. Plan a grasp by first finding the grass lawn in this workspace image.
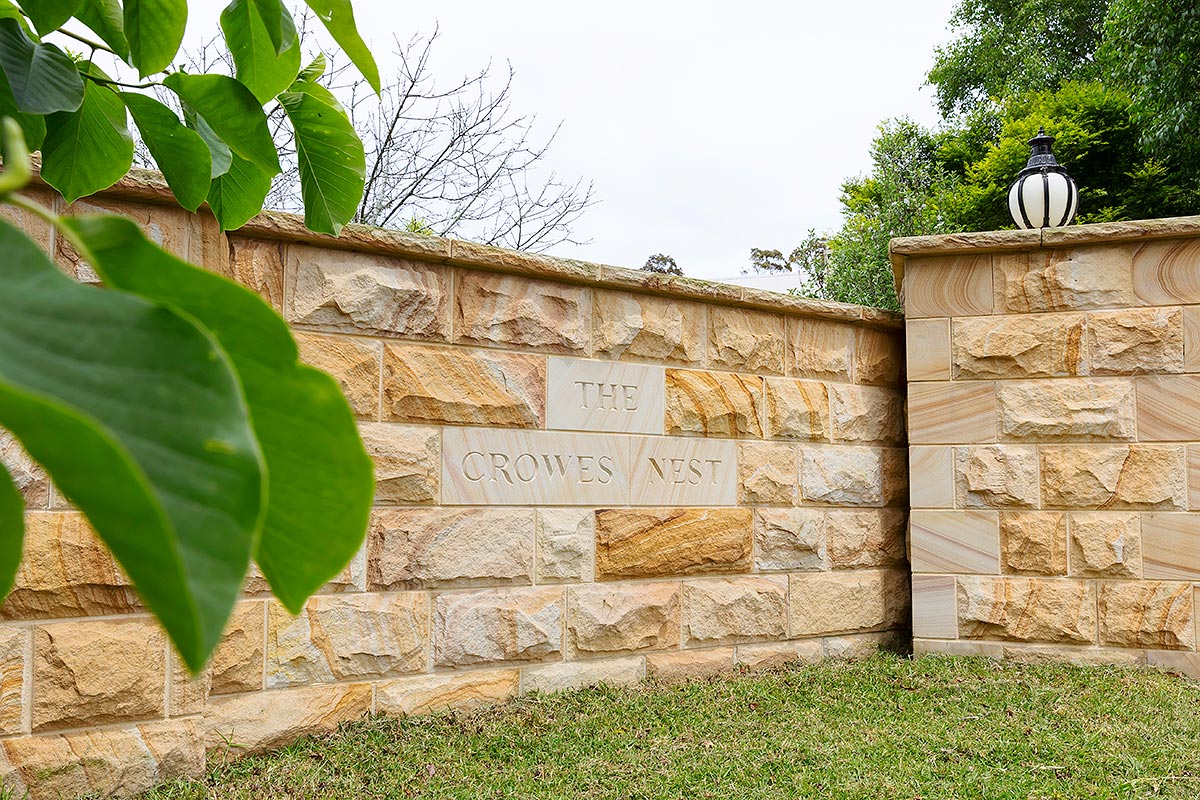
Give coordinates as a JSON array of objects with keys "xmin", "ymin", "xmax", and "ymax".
[{"xmin": 139, "ymin": 654, "xmax": 1200, "ymax": 799}]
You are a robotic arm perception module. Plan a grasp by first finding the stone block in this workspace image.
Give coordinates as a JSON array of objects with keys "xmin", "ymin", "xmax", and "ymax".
[
  {"xmin": 169, "ymin": 652, "xmax": 209, "ymax": 717},
  {"xmin": 913, "ymin": 639, "xmax": 1004, "ymax": 659},
  {"xmin": 665, "ymin": 369, "xmax": 763, "ymax": 437},
  {"xmin": 295, "ymin": 332, "xmax": 381, "ymax": 420},
  {"xmin": 595, "ymin": 508, "xmax": 752, "ymax": 579},
  {"xmin": 905, "ymin": 318, "xmax": 951, "ymax": 382},
  {"xmin": 1088, "ymin": 308, "xmax": 1183, "ymax": 375},
  {"xmin": 764, "ymin": 378, "xmax": 830, "ymax": 441},
  {"xmin": 709, "ymin": 307, "xmax": 785, "ymax": 374},
  {"xmin": 205, "ymin": 683, "xmax": 371, "ymax": 755},
  {"xmin": 368, "ymin": 507, "xmax": 534, "ymax": 590},
  {"xmin": 681, "ymin": 576, "xmax": 787, "ymax": 646},
  {"xmin": 830, "ymin": 385, "xmax": 904, "ymax": 445},
  {"xmin": 788, "ymin": 570, "xmax": 907, "ymax": 637},
  {"xmin": 826, "ymin": 508, "xmax": 907, "ymax": 569},
  {"xmin": 646, "ymin": 648, "xmax": 736, "ymax": 682},
  {"xmin": 994, "ymin": 246, "xmax": 1134, "ymax": 313},
  {"xmin": 1148, "ymin": 648, "xmax": 1200, "ymax": 679},
  {"xmin": 909, "ymin": 446, "xmax": 954, "ymax": 509},
  {"xmin": 822, "ymin": 630, "xmax": 906, "ymax": 660},
  {"xmin": 997, "ymin": 379, "xmax": 1136, "ymax": 442},
  {"xmin": 210, "ymin": 601, "xmax": 264, "ymax": 695},
  {"xmin": 628, "ymin": 436, "xmax": 738, "ymax": 506},
  {"xmin": 567, "ymin": 582, "xmax": 680, "ymax": 656},
  {"xmin": 955, "ymin": 445, "xmax": 1039, "ymax": 508},
  {"xmin": 227, "ymin": 236, "xmax": 284, "ymax": 310},
  {"xmin": 1069, "ymin": 512, "xmax": 1141, "ymax": 578},
  {"xmin": 908, "ymin": 382, "xmax": 997, "ymax": 444},
  {"xmin": 455, "ymin": 271, "xmax": 589, "ymax": 354},
  {"xmin": 359, "ymin": 423, "xmax": 439, "ymax": 504},
  {"xmin": 737, "ymin": 441, "xmax": 797, "ymax": 505},
  {"xmin": 912, "ymin": 575, "xmax": 956, "ymax": 639},
  {"xmin": 735, "ymin": 640, "xmax": 823, "ymax": 671},
  {"xmin": 903, "ymin": 253, "xmax": 993, "ymax": 318},
  {"xmin": 33, "ymin": 619, "xmax": 165, "ymax": 730},
  {"xmin": 952, "ymin": 314, "xmax": 1086, "ymax": 379},
  {"xmin": 433, "ymin": 587, "xmax": 563, "ymax": 667},
  {"xmin": 1099, "ymin": 581, "xmax": 1194, "ymax": 649},
  {"xmin": 1137, "ymin": 375, "xmax": 1200, "ymax": 441},
  {"xmin": 800, "ymin": 446, "xmax": 902, "ymax": 507},
  {"xmin": 855, "ymin": 327, "xmax": 902, "ymax": 386},
  {"xmin": 1131, "ymin": 237, "xmax": 1200, "ymax": 305},
  {"xmin": 957, "ymin": 576, "xmax": 1096, "ymax": 644},
  {"xmin": 1191, "ymin": 446, "xmax": 1200, "ymax": 510},
  {"xmin": 1001, "ymin": 643, "xmax": 1145, "ymax": 667},
  {"xmin": 1040, "ymin": 445, "xmax": 1186, "ymax": 510},
  {"xmin": 2, "ymin": 512, "xmax": 138, "ymax": 619},
  {"xmin": 591, "ymin": 290, "xmax": 705, "ymax": 365},
  {"xmin": 376, "ymin": 670, "xmax": 521, "ymax": 717},
  {"xmin": 521, "ymin": 656, "xmax": 643, "ymax": 695},
  {"xmin": 909, "ymin": 509, "xmax": 1000, "ymax": 574},
  {"xmin": 285, "ymin": 245, "xmax": 450, "ymax": 338},
  {"xmin": 0, "ymin": 429, "xmax": 48, "ymax": 508},
  {"xmin": 547, "ymin": 358, "xmax": 664, "ymax": 434},
  {"xmin": 266, "ymin": 593, "xmax": 428, "ymax": 687},
  {"xmin": 1141, "ymin": 513, "xmax": 1200, "ymax": 579},
  {"xmin": 787, "ymin": 318, "xmax": 853, "ymax": 381},
  {"xmin": 536, "ymin": 508, "xmax": 594, "ymax": 583},
  {"xmin": 753, "ymin": 508, "xmax": 827, "ymax": 572},
  {"xmin": 0, "ymin": 627, "xmax": 23, "ymax": 735},
  {"xmin": 382, "ymin": 344, "xmax": 545, "ymax": 427},
  {"xmin": 999, "ymin": 512, "xmax": 1067, "ymax": 576}
]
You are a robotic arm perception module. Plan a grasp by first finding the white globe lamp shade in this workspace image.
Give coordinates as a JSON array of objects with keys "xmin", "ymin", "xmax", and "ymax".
[{"xmin": 1008, "ymin": 127, "xmax": 1078, "ymax": 229}]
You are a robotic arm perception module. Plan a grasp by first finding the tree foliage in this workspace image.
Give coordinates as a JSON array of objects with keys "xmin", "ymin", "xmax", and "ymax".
[{"xmin": 641, "ymin": 253, "xmax": 682, "ymax": 276}]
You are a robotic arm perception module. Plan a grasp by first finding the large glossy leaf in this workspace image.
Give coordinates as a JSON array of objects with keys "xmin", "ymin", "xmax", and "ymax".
[
  {"xmin": 23, "ymin": 0, "xmax": 82, "ymax": 36},
  {"xmin": 0, "ymin": 461, "xmax": 21, "ymax": 598},
  {"xmin": 164, "ymin": 73, "xmax": 280, "ymax": 176},
  {"xmin": 124, "ymin": 0, "xmax": 186, "ymax": 76},
  {"xmin": 301, "ymin": 0, "xmax": 379, "ymax": 93},
  {"xmin": 0, "ymin": 67, "xmax": 46, "ymax": 150},
  {"xmin": 181, "ymin": 102, "xmax": 232, "ymax": 179},
  {"xmin": 64, "ymin": 215, "xmax": 373, "ymax": 613},
  {"xmin": 220, "ymin": 0, "xmax": 300, "ymax": 104},
  {"xmin": 0, "ymin": 217, "xmax": 264, "ymax": 671},
  {"xmin": 122, "ymin": 93, "xmax": 211, "ymax": 211},
  {"xmin": 41, "ymin": 67, "xmax": 133, "ymax": 202},
  {"xmin": 280, "ymin": 81, "xmax": 364, "ymax": 234},
  {"xmin": 251, "ymin": 0, "xmax": 296, "ymax": 55},
  {"xmin": 207, "ymin": 151, "xmax": 272, "ymax": 230},
  {"xmin": 0, "ymin": 17, "xmax": 83, "ymax": 113},
  {"xmin": 76, "ymin": 0, "xmax": 130, "ymax": 60}
]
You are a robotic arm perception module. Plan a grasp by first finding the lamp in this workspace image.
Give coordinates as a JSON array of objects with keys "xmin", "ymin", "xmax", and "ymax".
[{"xmin": 1008, "ymin": 127, "xmax": 1078, "ymax": 229}]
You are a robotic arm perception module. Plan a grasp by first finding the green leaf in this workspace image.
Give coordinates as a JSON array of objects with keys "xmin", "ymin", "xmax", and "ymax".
[
  {"xmin": 0, "ymin": 69, "xmax": 45, "ymax": 150},
  {"xmin": 124, "ymin": 0, "xmax": 186, "ymax": 76},
  {"xmin": 297, "ymin": 53, "xmax": 326, "ymax": 83},
  {"xmin": 164, "ymin": 73, "xmax": 281, "ymax": 176},
  {"xmin": 122, "ymin": 93, "xmax": 211, "ymax": 211},
  {"xmin": 181, "ymin": 102, "xmax": 232, "ymax": 179},
  {"xmin": 63, "ymin": 215, "xmax": 373, "ymax": 614},
  {"xmin": 301, "ymin": 0, "xmax": 379, "ymax": 93},
  {"xmin": 220, "ymin": 0, "xmax": 300, "ymax": 104},
  {"xmin": 251, "ymin": 0, "xmax": 296, "ymax": 56},
  {"xmin": 0, "ymin": 17, "xmax": 83, "ymax": 113},
  {"xmin": 207, "ymin": 151, "xmax": 272, "ymax": 230},
  {"xmin": 0, "ymin": 217, "xmax": 265, "ymax": 671},
  {"xmin": 22, "ymin": 0, "xmax": 82, "ymax": 37},
  {"xmin": 0, "ymin": 460, "xmax": 22, "ymax": 599},
  {"xmin": 41, "ymin": 66, "xmax": 133, "ymax": 202},
  {"xmin": 280, "ymin": 81, "xmax": 364, "ymax": 234},
  {"xmin": 75, "ymin": 0, "xmax": 130, "ymax": 61},
  {"xmin": 0, "ymin": 1, "xmax": 33, "ymax": 36}
]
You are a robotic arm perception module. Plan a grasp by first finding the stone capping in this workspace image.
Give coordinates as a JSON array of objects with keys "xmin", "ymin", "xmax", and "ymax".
[{"xmin": 41, "ymin": 166, "xmax": 902, "ymax": 331}]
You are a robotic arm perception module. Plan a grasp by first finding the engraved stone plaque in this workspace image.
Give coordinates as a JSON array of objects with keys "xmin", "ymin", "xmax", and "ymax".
[
  {"xmin": 442, "ymin": 428, "xmax": 628, "ymax": 505},
  {"xmin": 546, "ymin": 357, "xmax": 664, "ymax": 434},
  {"xmin": 629, "ymin": 436, "xmax": 737, "ymax": 506}
]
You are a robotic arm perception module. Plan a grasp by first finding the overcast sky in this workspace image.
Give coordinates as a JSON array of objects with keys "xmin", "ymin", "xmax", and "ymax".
[{"xmin": 186, "ymin": 1, "xmax": 961, "ymax": 279}]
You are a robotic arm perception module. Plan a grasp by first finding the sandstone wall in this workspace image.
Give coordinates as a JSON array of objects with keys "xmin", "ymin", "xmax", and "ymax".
[
  {"xmin": 897, "ymin": 219, "xmax": 1200, "ymax": 671},
  {"xmin": 0, "ymin": 175, "xmax": 907, "ymax": 798}
]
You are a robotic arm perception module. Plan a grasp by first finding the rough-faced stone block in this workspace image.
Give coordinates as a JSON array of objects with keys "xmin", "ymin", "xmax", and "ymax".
[
  {"xmin": 823, "ymin": 630, "xmax": 907, "ymax": 660},
  {"xmin": 787, "ymin": 318, "xmax": 853, "ymax": 381},
  {"xmin": 909, "ymin": 509, "xmax": 1000, "ymax": 574},
  {"xmin": 855, "ymin": 327, "xmax": 902, "ymax": 386},
  {"xmin": 591, "ymin": 290, "xmax": 704, "ymax": 365},
  {"xmin": 295, "ymin": 332, "xmax": 381, "ymax": 420},
  {"xmin": 169, "ymin": 652, "xmax": 209, "ymax": 718},
  {"xmin": 1137, "ymin": 375, "xmax": 1200, "ymax": 441},
  {"xmin": 536, "ymin": 508, "xmax": 594, "ymax": 583},
  {"xmin": 709, "ymin": 307, "xmax": 785, "ymax": 374},
  {"xmin": 999, "ymin": 511, "xmax": 1067, "ymax": 576},
  {"xmin": 33, "ymin": 619, "xmax": 166, "ymax": 731},
  {"xmin": 646, "ymin": 648, "xmax": 736, "ymax": 682},
  {"xmin": 912, "ymin": 575, "xmax": 957, "ymax": 639},
  {"xmin": 1132, "ymin": 238, "xmax": 1200, "ymax": 305},
  {"xmin": 433, "ymin": 587, "xmax": 563, "ymax": 667},
  {"xmin": 905, "ymin": 318, "xmax": 951, "ymax": 382},
  {"xmin": 826, "ymin": 508, "xmax": 907, "ymax": 569},
  {"xmin": 210, "ymin": 601, "xmax": 265, "ymax": 695},
  {"xmin": 909, "ymin": 446, "xmax": 954, "ymax": 509},
  {"xmin": 1069, "ymin": 512, "xmax": 1141, "ymax": 578},
  {"xmin": 520, "ymin": 656, "xmax": 643, "ymax": 695},
  {"xmin": 567, "ymin": 583, "xmax": 680, "ymax": 656},
  {"xmin": 1099, "ymin": 581, "xmax": 1194, "ymax": 649},
  {"xmin": 953, "ymin": 314, "xmax": 1086, "ymax": 379},
  {"xmin": 830, "ymin": 385, "xmax": 904, "ymax": 445},
  {"xmin": 376, "ymin": 670, "xmax": 521, "ymax": 717},
  {"xmin": 955, "ymin": 445, "xmax": 1039, "ymax": 508},
  {"xmin": 1088, "ymin": 308, "xmax": 1183, "ymax": 375},
  {"xmin": 205, "ymin": 683, "xmax": 371, "ymax": 756},
  {"xmin": 737, "ymin": 441, "xmax": 797, "ymax": 505},
  {"xmin": 764, "ymin": 378, "xmax": 830, "ymax": 441},
  {"xmin": 681, "ymin": 576, "xmax": 787, "ymax": 646},
  {"xmin": 359, "ymin": 423, "xmax": 439, "ymax": 504},
  {"xmin": 665, "ymin": 369, "xmax": 763, "ymax": 437},
  {"xmin": 903, "ymin": 253, "xmax": 993, "ymax": 318},
  {"xmin": 735, "ymin": 640, "xmax": 823, "ymax": 671},
  {"xmin": 1040, "ymin": 445, "xmax": 1186, "ymax": 510},
  {"xmin": 0, "ymin": 627, "xmax": 24, "ymax": 735},
  {"xmin": 788, "ymin": 570, "xmax": 907, "ymax": 637},
  {"xmin": 286, "ymin": 245, "xmax": 450, "ymax": 338},
  {"xmin": 455, "ymin": 271, "xmax": 589, "ymax": 354},
  {"xmin": 382, "ymin": 344, "xmax": 545, "ymax": 427},
  {"xmin": 227, "ymin": 237, "xmax": 284, "ymax": 310},
  {"xmin": 908, "ymin": 382, "xmax": 997, "ymax": 444},
  {"xmin": 368, "ymin": 507, "xmax": 534, "ymax": 589},
  {"xmin": 800, "ymin": 446, "xmax": 901, "ymax": 507},
  {"xmin": 994, "ymin": 246, "xmax": 1134, "ymax": 313},
  {"xmin": 753, "ymin": 508, "xmax": 827, "ymax": 572},
  {"xmin": 1141, "ymin": 513, "xmax": 1200, "ymax": 579},
  {"xmin": 997, "ymin": 379, "xmax": 1136, "ymax": 442},
  {"xmin": 595, "ymin": 508, "xmax": 752, "ymax": 579},
  {"xmin": 957, "ymin": 576, "xmax": 1096, "ymax": 644},
  {"xmin": 0, "ymin": 429, "xmax": 48, "ymax": 508}
]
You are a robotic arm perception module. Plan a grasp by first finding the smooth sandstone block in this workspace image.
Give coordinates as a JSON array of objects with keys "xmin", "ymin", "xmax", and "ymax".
[
  {"xmin": 957, "ymin": 576, "xmax": 1096, "ymax": 644},
  {"xmin": 368, "ymin": 507, "xmax": 534, "ymax": 589},
  {"xmin": 646, "ymin": 649, "xmax": 736, "ymax": 682},
  {"xmin": 955, "ymin": 445, "xmax": 1039, "ymax": 509},
  {"xmin": 997, "ymin": 379, "xmax": 1136, "ymax": 442},
  {"xmin": 855, "ymin": 327, "xmax": 902, "ymax": 386},
  {"xmin": 786, "ymin": 318, "xmax": 854, "ymax": 381},
  {"xmin": 591, "ymin": 290, "xmax": 704, "ymax": 365},
  {"xmin": 903, "ymin": 253, "xmax": 994, "ymax": 318},
  {"xmin": 1191, "ymin": 446, "xmax": 1200, "ymax": 510},
  {"xmin": 800, "ymin": 446, "xmax": 905, "ymax": 507},
  {"xmin": 210, "ymin": 601, "xmax": 265, "ymax": 695},
  {"xmin": 205, "ymin": 684, "xmax": 372, "ymax": 756},
  {"xmin": 788, "ymin": 570, "xmax": 907, "ymax": 637},
  {"xmin": 764, "ymin": 378, "xmax": 830, "ymax": 441},
  {"xmin": 909, "ymin": 446, "xmax": 954, "ymax": 509},
  {"xmin": 0, "ymin": 429, "xmax": 48, "ymax": 508},
  {"xmin": 376, "ymin": 670, "xmax": 521, "ymax": 717},
  {"xmin": 359, "ymin": 423, "xmax": 439, "ymax": 504},
  {"xmin": 952, "ymin": 314, "xmax": 1086, "ymax": 379},
  {"xmin": 1132, "ymin": 237, "xmax": 1200, "ymax": 305},
  {"xmin": 1040, "ymin": 445, "xmax": 1186, "ymax": 510},
  {"xmin": 681, "ymin": 576, "xmax": 787, "ymax": 646},
  {"xmin": 295, "ymin": 332, "xmax": 381, "ymax": 420},
  {"xmin": 999, "ymin": 512, "xmax": 1067, "ymax": 576},
  {"xmin": 905, "ymin": 318, "xmax": 951, "ymax": 382},
  {"xmin": 0, "ymin": 628, "xmax": 23, "ymax": 735},
  {"xmin": 286, "ymin": 245, "xmax": 450, "ymax": 338},
  {"xmin": 227, "ymin": 237, "xmax": 284, "ymax": 310},
  {"xmin": 433, "ymin": 587, "xmax": 564, "ymax": 667},
  {"xmin": 1099, "ymin": 581, "xmax": 1195, "ymax": 649},
  {"xmin": 1001, "ymin": 643, "xmax": 1145, "ymax": 668},
  {"xmin": 567, "ymin": 583, "xmax": 680, "ymax": 656},
  {"xmin": 665, "ymin": 369, "xmax": 763, "ymax": 438},
  {"xmin": 1137, "ymin": 375, "xmax": 1200, "ymax": 441},
  {"xmin": 1141, "ymin": 513, "xmax": 1200, "ymax": 579},
  {"xmin": 708, "ymin": 307, "xmax": 785, "ymax": 374},
  {"xmin": 737, "ymin": 441, "xmax": 797, "ymax": 505},
  {"xmin": 595, "ymin": 508, "xmax": 752, "ymax": 579},
  {"xmin": 826, "ymin": 508, "xmax": 907, "ymax": 569},
  {"xmin": 829, "ymin": 385, "xmax": 904, "ymax": 445},
  {"xmin": 1088, "ymin": 308, "xmax": 1183, "ymax": 375},
  {"xmin": 753, "ymin": 508, "xmax": 828, "ymax": 572},
  {"xmin": 994, "ymin": 246, "xmax": 1135, "ymax": 313},
  {"xmin": 909, "ymin": 509, "xmax": 1000, "ymax": 574},
  {"xmin": 1069, "ymin": 512, "xmax": 1141, "ymax": 578},
  {"xmin": 908, "ymin": 382, "xmax": 997, "ymax": 444},
  {"xmin": 536, "ymin": 508, "xmax": 594, "ymax": 583},
  {"xmin": 382, "ymin": 344, "xmax": 545, "ymax": 427},
  {"xmin": 548, "ymin": 358, "xmax": 664, "ymax": 434},
  {"xmin": 912, "ymin": 575, "xmax": 957, "ymax": 639},
  {"xmin": 455, "ymin": 271, "xmax": 589, "ymax": 354},
  {"xmin": 629, "ymin": 437, "xmax": 738, "ymax": 506},
  {"xmin": 520, "ymin": 656, "xmax": 643, "ymax": 695},
  {"xmin": 1185, "ymin": 307, "xmax": 1200, "ymax": 372}
]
